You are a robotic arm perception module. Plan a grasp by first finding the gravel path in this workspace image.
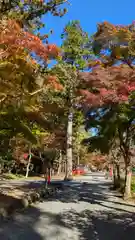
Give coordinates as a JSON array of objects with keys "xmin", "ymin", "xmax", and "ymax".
[{"xmin": 0, "ymin": 173, "xmax": 135, "ymax": 240}]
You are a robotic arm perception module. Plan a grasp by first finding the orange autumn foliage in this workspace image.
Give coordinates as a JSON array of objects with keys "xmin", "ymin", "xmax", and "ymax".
[
  {"xmin": 79, "ymin": 64, "xmax": 135, "ymax": 107},
  {"xmin": 47, "ymin": 76, "xmax": 64, "ymax": 91},
  {"xmin": 0, "ymin": 19, "xmax": 60, "ymax": 61},
  {"xmin": 0, "ymin": 19, "xmax": 63, "ymax": 96}
]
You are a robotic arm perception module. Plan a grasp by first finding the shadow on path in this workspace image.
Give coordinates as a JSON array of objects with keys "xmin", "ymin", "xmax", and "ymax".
[
  {"xmin": 0, "ymin": 206, "xmax": 44, "ymax": 240},
  {"xmin": 0, "ymin": 180, "xmax": 135, "ymax": 239},
  {"xmin": 38, "ymin": 179, "xmax": 135, "ymax": 239},
  {"xmin": 41, "ymin": 209, "xmax": 135, "ymax": 240},
  {"xmin": 47, "ymin": 180, "xmax": 135, "ymax": 213}
]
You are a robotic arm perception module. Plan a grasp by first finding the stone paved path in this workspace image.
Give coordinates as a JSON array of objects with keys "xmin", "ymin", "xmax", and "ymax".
[{"xmin": 0, "ymin": 172, "xmax": 135, "ymax": 240}]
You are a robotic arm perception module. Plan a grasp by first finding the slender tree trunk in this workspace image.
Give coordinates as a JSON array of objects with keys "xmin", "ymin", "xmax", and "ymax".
[
  {"xmin": 44, "ymin": 162, "xmax": 48, "ymax": 188},
  {"xmin": 39, "ymin": 152, "xmax": 48, "ymax": 188},
  {"xmin": 116, "ymin": 163, "xmax": 120, "ymax": 182},
  {"xmin": 113, "ymin": 163, "xmax": 120, "ymax": 189},
  {"xmin": 77, "ymin": 154, "xmax": 80, "ymax": 166},
  {"xmin": 48, "ymin": 167, "xmax": 51, "ymax": 184},
  {"xmin": 42, "ymin": 163, "xmax": 48, "ymax": 189},
  {"xmin": 64, "ymin": 109, "xmax": 73, "ymax": 181},
  {"xmin": 25, "ymin": 148, "xmax": 32, "ymax": 178},
  {"xmin": 113, "ymin": 163, "xmax": 117, "ymax": 188},
  {"xmin": 124, "ymin": 163, "xmax": 132, "ymax": 200},
  {"xmin": 57, "ymin": 150, "xmax": 62, "ymax": 175},
  {"xmin": 64, "ymin": 161, "xmax": 66, "ymax": 175}
]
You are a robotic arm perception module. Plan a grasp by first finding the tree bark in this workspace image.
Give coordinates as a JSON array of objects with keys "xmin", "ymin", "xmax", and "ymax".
[
  {"xmin": 113, "ymin": 163, "xmax": 117, "ymax": 188},
  {"xmin": 113, "ymin": 163, "xmax": 121, "ymax": 189},
  {"xmin": 116, "ymin": 163, "xmax": 120, "ymax": 182},
  {"xmin": 118, "ymin": 126, "xmax": 132, "ymax": 199},
  {"xmin": 39, "ymin": 152, "xmax": 48, "ymax": 188},
  {"xmin": 43, "ymin": 163, "xmax": 48, "ymax": 189},
  {"xmin": 64, "ymin": 109, "xmax": 73, "ymax": 181},
  {"xmin": 25, "ymin": 148, "xmax": 31, "ymax": 178},
  {"xmin": 43, "ymin": 162, "xmax": 48, "ymax": 188},
  {"xmin": 48, "ymin": 167, "xmax": 51, "ymax": 184},
  {"xmin": 57, "ymin": 150, "xmax": 62, "ymax": 176},
  {"xmin": 123, "ymin": 164, "xmax": 132, "ymax": 200},
  {"xmin": 77, "ymin": 154, "xmax": 80, "ymax": 166}
]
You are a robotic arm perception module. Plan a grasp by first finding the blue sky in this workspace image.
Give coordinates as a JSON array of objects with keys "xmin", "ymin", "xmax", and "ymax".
[{"xmin": 41, "ymin": 0, "xmax": 135, "ymax": 46}]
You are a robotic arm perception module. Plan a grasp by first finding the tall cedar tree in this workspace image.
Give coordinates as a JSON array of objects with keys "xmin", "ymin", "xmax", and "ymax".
[
  {"xmin": 60, "ymin": 21, "xmax": 92, "ymax": 180},
  {"xmin": 41, "ymin": 21, "xmax": 92, "ymax": 179}
]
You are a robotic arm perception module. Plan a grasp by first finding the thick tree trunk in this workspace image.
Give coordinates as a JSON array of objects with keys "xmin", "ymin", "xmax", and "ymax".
[
  {"xmin": 25, "ymin": 148, "xmax": 31, "ymax": 178},
  {"xmin": 123, "ymin": 164, "xmax": 132, "ymax": 200},
  {"xmin": 64, "ymin": 110, "xmax": 73, "ymax": 181},
  {"xmin": 113, "ymin": 163, "xmax": 120, "ymax": 189}
]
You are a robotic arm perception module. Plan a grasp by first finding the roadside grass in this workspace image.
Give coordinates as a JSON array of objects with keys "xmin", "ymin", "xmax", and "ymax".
[
  {"xmin": 1, "ymin": 173, "xmax": 24, "ymax": 180},
  {"xmin": 0, "ymin": 173, "xmax": 47, "ymax": 181},
  {"xmin": 118, "ymin": 175, "xmax": 135, "ymax": 193},
  {"xmin": 111, "ymin": 175, "xmax": 135, "ymax": 197},
  {"xmin": 0, "ymin": 173, "xmax": 65, "ymax": 181},
  {"xmin": 131, "ymin": 175, "xmax": 135, "ymax": 193}
]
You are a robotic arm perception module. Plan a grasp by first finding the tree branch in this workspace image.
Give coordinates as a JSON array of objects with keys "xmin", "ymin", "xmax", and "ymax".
[
  {"xmin": 29, "ymin": 88, "xmax": 44, "ymax": 96},
  {"xmin": 0, "ymin": 94, "xmax": 7, "ymax": 103}
]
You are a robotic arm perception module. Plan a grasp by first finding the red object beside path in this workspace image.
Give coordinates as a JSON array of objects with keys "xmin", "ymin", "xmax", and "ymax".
[
  {"xmin": 23, "ymin": 153, "xmax": 28, "ymax": 159},
  {"xmin": 110, "ymin": 169, "xmax": 113, "ymax": 177},
  {"xmin": 47, "ymin": 176, "xmax": 51, "ymax": 184}
]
